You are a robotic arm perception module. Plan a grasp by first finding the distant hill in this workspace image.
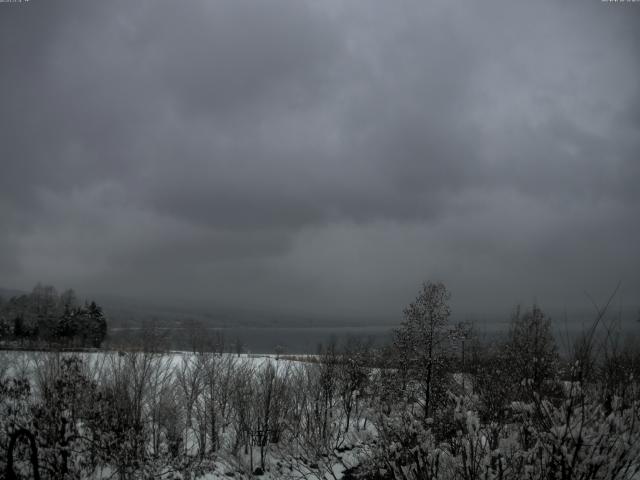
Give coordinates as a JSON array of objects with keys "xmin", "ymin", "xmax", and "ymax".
[
  {"xmin": 94, "ymin": 294, "xmax": 396, "ymax": 330},
  {"xmin": 0, "ymin": 287, "xmax": 26, "ymax": 300}
]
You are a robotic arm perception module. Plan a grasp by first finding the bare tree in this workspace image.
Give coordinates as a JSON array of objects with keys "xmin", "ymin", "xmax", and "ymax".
[
  {"xmin": 337, "ymin": 337, "xmax": 370, "ymax": 433},
  {"xmin": 198, "ymin": 339, "xmax": 237, "ymax": 454},
  {"xmin": 175, "ymin": 352, "xmax": 204, "ymax": 454},
  {"xmin": 504, "ymin": 304, "xmax": 559, "ymax": 399}
]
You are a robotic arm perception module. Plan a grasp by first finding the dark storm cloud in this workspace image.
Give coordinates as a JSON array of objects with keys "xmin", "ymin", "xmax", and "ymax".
[{"xmin": 1, "ymin": 0, "xmax": 639, "ymax": 317}]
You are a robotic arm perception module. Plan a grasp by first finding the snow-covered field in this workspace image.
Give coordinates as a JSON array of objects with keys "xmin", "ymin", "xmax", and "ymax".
[
  {"xmin": 0, "ymin": 348, "xmax": 373, "ymax": 480},
  {"xmin": 1, "ymin": 349, "xmax": 301, "ymax": 379}
]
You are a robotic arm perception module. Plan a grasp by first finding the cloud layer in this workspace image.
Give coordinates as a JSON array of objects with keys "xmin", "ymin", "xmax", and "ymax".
[{"xmin": 1, "ymin": 0, "xmax": 639, "ymax": 318}]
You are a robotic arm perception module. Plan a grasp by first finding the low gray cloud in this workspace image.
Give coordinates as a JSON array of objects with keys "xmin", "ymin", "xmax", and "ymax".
[{"xmin": 1, "ymin": 0, "xmax": 639, "ymax": 319}]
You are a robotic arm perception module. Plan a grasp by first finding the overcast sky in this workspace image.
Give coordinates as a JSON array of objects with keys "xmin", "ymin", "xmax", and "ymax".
[{"xmin": 1, "ymin": 0, "xmax": 639, "ymax": 320}]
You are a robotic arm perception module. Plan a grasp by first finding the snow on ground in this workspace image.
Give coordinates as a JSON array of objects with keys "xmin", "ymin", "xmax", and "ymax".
[
  {"xmin": 0, "ymin": 349, "xmax": 309, "ymax": 384},
  {"xmin": 0, "ymin": 349, "xmax": 368, "ymax": 479}
]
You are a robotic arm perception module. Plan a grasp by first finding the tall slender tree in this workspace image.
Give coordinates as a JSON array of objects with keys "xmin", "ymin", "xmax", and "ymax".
[{"xmin": 394, "ymin": 282, "xmax": 460, "ymax": 421}]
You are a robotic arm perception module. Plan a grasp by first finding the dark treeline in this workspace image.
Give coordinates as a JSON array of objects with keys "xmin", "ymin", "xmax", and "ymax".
[
  {"xmin": 0, "ymin": 284, "xmax": 107, "ymax": 348},
  {"xmin": 0, "ymin": 281, "xmax": 639, "ymax": 479}
]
